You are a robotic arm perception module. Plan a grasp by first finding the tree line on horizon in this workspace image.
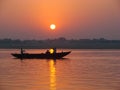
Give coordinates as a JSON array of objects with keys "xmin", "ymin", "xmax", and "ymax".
[{"xmin": 0, "ymin": 37, "xmax": 120, "ymax": 49}]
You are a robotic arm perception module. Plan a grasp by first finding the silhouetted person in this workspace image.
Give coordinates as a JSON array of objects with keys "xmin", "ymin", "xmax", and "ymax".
[
  {"xmin": 20, "ymin": 48, "xmax": 24, "ymax": 55},
  {"xmin": 46, "ymin": 50, "xmax": 50, "ymax": 54},
  {"xmin": 53, "ymin": 48, "xmax": 56, "ymax": 54}
]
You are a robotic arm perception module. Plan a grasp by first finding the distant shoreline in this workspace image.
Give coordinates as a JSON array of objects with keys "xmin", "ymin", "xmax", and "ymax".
[{"xmin": 0, "ymin": 38, "xmax": 120, "ymax": 49}]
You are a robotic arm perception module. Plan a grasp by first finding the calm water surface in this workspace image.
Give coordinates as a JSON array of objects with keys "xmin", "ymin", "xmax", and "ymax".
[{"xmin": 0, "ymin": 49, "xmax": 120, "ymax": 90}]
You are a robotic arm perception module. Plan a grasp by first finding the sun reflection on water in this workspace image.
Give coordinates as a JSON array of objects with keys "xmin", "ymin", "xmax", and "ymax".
[{"xmin": 49, "ymin": 60, "xmax": 56, "ymax": 90}]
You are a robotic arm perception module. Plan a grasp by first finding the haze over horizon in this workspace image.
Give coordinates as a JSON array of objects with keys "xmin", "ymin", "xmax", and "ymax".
[{"xmin": 0, "ymin": 0, "xmax": 120, "ymax": 40}]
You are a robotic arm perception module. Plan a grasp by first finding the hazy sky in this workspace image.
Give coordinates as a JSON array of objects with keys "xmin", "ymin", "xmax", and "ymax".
[{"xmin": 0, "ymin": 0, "xmax": 120, "ymax": 40}]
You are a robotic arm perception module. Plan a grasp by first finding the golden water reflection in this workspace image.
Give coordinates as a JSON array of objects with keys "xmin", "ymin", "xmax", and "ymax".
[{"xmin": 49, "ymin": 60, "xmax": 56, "ymax": 90}]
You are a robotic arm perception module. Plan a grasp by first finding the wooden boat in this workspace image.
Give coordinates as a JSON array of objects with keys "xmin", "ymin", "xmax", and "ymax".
[{"xmin": 11, "ymin": 48, "xmax": 71, "ymax": 59}]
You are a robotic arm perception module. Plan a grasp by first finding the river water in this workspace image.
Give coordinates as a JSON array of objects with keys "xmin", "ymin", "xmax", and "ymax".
[{"xmin": 0, "ymin": 49, "xmax": 120, "ymax": 90}]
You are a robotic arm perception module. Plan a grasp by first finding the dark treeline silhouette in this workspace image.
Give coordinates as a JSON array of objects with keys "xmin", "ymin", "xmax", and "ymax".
[{"xmin": 0, "ymin": 37, "xmax": 120, "ymax": 49}]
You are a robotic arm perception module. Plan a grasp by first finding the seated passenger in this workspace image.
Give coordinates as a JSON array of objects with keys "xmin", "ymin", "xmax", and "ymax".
[{"xmin": 46, "ymin": 50, "xmax": 50, "ymax": 54}]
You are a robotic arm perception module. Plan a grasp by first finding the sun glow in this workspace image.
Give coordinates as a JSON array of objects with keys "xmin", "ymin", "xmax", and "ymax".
[
  {"xmin": 50, "ymin": 24, "xmax": 56, "ymax": 30},
  {"xmin": 50, "ymin": 49, "xmax": 54, "ymax": 54}
]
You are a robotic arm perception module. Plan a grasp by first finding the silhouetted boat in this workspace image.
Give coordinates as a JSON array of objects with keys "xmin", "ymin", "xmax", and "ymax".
[{"xmin": 11, "ymin": 49, "xmax": 71, "ymax": 59}]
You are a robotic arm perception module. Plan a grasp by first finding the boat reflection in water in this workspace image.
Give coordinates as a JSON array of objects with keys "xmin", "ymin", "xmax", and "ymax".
[{"xmin": 49, "ymin": 60, "xmax": 56, "ymax": 90}]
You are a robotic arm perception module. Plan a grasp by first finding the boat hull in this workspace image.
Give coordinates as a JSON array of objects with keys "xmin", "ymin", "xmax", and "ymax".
[{"xmin": 11, "ymin": 51, "xmax": 71, "ymax": 59}]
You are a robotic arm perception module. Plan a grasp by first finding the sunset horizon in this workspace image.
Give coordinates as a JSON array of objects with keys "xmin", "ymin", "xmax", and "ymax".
[
  {"xmin": 0, "ymin": 0, "xmax": 120, "ymax": 40},
  {"xmin": 0, "ymin": 1, "xmax": 120, "ymax": 90}
]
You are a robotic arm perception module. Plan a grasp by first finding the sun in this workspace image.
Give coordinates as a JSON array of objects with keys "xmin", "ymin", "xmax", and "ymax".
[{"xmin": 50, "ymin": 24, "xmax": 56, "ymax": 30}]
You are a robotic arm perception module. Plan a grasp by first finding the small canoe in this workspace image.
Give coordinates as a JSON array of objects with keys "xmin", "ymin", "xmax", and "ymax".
[{"xmin": 11, "ymin": 51, "xmax": 71, "ymax": 59}]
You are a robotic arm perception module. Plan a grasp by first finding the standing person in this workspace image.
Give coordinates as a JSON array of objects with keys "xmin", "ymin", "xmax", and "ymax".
[
  {"xmin": 21, "ymin": 48, "xmax": 24, "ymax": 55},
  {"xmin": 53, "ymin": 48, "xmax": 56, "ymax": 54},
  {"xmin": 20, "ymin": 48, "xmax": 24, "ymax": 59}
]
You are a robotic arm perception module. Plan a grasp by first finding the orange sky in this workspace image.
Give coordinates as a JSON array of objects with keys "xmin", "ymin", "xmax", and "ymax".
[{"xmin": 0, "ymin": 0, "xmax": 120, "ymax": 39}]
